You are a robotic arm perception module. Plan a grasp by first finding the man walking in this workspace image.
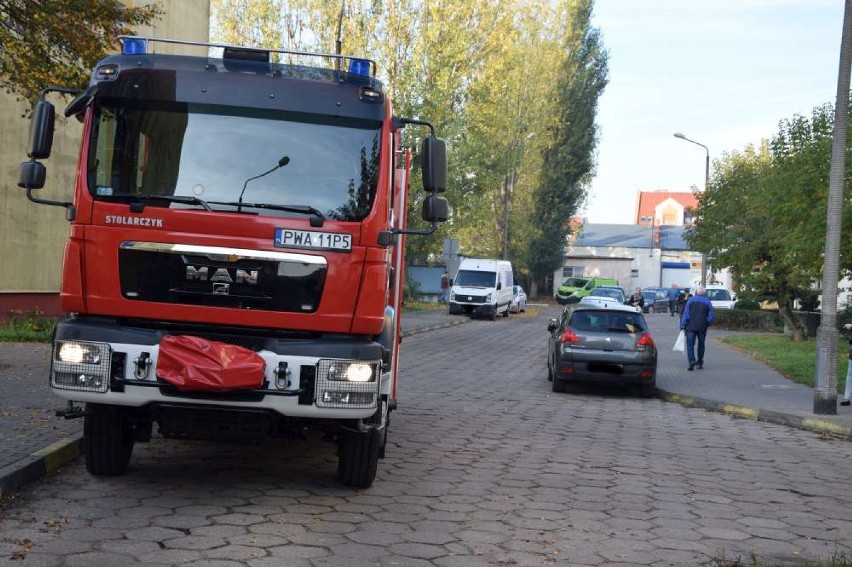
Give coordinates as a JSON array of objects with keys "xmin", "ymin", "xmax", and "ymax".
[
  {"xmin": 667, "ymin": 283, "xmax": 680, "ymax": 317},
  {"xmin": 680, "ymin": 286, "xmax": 715, "ymax": 371},
  {"xmin": 440, "ymin": 270, "xmax": 450, "ymax": 304}
]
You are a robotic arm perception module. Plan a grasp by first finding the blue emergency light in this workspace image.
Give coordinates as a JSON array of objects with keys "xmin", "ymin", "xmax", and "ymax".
[
  {"xmin": 121, "ymin": 38, "xmax": 147, "ymax": 55},
  {"xmin": 348, "ymin": 58, "xmax": 371, "ymax": 77}
]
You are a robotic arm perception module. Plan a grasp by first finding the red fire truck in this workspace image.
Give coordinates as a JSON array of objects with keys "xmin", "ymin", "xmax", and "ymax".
[{"xmin": 17, "ymin": 36, "xmax": 448, "ymax": 488}]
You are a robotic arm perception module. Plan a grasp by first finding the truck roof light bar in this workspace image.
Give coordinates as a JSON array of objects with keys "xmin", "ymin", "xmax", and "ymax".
[
  {"xmin": 116, "ymin": 36, "xmax": 378, "ymax": 77},
  {"xmin": 120, "ymin": 37, "xmax": 147, "ymax": 55}
]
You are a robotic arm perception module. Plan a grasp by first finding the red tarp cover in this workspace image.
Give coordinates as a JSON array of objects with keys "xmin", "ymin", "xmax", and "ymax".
[{"xmin": 156, "ymin": 335, "xmax": 265, "ymax": 392}]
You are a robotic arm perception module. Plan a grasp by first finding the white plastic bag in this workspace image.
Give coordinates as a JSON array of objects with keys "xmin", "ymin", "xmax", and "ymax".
[{"xmin": 673, "ymin": 330, "xmax": 686, "ymax": 352}]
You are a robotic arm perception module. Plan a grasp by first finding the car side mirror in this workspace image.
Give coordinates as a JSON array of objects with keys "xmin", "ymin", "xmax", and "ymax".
[{"xmin": 547, "ymin": 319, "xmax": 557, "ymax": 332}]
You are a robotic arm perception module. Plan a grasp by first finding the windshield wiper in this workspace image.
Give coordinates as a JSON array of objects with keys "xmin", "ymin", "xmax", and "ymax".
[
  {"xmin": 131, "ymin": 194, "xmax": 213, "ymax": 211},
  {"xmin": 209, "ymin": 201, "xmax": 326, "ymax": 226}
]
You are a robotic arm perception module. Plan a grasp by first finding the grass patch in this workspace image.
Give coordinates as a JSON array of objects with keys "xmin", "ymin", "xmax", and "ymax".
[
  {"xmin": 719, "ymin": 333, "xmax": 849, "ymax": 391},
  {"xmin": 0, "ymin": 308, "xmax": 57, "ymax": 343},
  {"xmin": 402, "ymin": 301, "xmax": 445, "ymax": 313}
]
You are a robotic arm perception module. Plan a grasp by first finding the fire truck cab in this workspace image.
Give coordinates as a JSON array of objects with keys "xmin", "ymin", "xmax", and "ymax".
[{"xmin": 17, "ymin": 36, "xmax": 448, "ymax": 488}]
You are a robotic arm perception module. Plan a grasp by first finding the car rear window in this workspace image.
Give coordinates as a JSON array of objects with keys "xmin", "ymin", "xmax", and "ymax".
[{"xmin": 569, "ymin": 310, "xmax": 647, "ymax": 333}]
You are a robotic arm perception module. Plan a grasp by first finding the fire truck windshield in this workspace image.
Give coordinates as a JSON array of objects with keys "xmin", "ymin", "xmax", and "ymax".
[{"xmin": 87, "ymin": 101, "xmax": 381, "ymax": 221}]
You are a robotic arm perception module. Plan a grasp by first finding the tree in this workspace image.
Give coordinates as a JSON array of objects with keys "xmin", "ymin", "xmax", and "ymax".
[
  {"xmin": 527, "ymin": 0, "xmax": 609, "ymax": 293},
  {"xmin": 687, "ymin": 103, "xmax": 852, "ymax": 341},
  {"xmin": 0, "ymin": 0, "xmax": 161, "ymax": 103}
]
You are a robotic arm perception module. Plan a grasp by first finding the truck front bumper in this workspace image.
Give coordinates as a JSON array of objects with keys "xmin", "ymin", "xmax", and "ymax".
[{"xmin": 50, "ymin": 316, "xmax": 387, "ymax": 421}]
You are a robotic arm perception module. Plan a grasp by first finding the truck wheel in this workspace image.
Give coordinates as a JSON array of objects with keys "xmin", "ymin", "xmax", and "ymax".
[
  {"xmin": 490, "ymin": 307, "xmax": 497, "ymax": 321},
  {"xmin": 84, "ymin": 404, "xmax": 134, "ymax": 476},
  {"xmin": 337, "ymin": 428, "xmax": 380, "ymax": 488}
]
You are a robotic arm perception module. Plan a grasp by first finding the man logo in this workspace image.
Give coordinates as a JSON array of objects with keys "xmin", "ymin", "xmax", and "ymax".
[{"xmin": 186, "ymin": 266, "xmax": 258, "ymax": 285}]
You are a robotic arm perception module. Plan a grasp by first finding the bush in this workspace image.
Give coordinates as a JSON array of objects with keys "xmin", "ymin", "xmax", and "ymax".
[
  {"xmin": 733, "ymin": 298, "xmax": 761, "ymax": 310},
  {"xmin": 712, "ymin": 308, "xmax": 783, "ymax": 332},
  {"xmin": 0, "ymin": 308, "xmax": 58, "ymax": 342}
]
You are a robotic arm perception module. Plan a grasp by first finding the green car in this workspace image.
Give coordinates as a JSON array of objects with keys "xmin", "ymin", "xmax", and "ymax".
[{"xmin": 555, "ymin": 277, "xmax": 619, "ymax": 304}]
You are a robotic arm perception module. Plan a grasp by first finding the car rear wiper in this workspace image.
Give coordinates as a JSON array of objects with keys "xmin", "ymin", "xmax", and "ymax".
[{"xmin": 209, "ymin": 201, "xmax": 326, "ymax": 226}]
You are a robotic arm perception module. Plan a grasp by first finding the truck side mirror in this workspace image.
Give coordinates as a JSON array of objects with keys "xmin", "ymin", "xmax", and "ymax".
[
  {"xmin": 421, "ymin": 136, "xmax": 446, "ymax": 192},
  {"xmin": 18, "ymin": 161, "xmax": 46, "ymax": 189},
  {"xmin": 421, "ymin": 194, "xmax": 448, "ymax": 222},
  {"xmin": 28, "ymin": 100, "xmax": 56, "ymax": 159}
]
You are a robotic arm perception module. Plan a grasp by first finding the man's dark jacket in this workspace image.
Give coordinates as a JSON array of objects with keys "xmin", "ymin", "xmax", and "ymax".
[{"xmin": 680, "ymin": 295, "xmax": 715, "ymax": 331}]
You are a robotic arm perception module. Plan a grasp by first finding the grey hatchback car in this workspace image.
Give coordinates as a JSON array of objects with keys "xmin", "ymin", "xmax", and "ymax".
[{"xmin": 546, "ymin": 303, "xmax": 657, "ymax": 397}]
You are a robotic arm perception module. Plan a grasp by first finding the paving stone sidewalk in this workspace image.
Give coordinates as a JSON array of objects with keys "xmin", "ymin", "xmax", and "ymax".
[{"xmin": 2, "ymin": 304, "xmax": 850, "ymax": 497}]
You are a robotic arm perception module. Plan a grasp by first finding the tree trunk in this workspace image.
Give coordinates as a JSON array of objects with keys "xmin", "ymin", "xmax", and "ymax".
[{"xmin": 777, "ymin": 290, "xmax": 805, "ymax": 341}]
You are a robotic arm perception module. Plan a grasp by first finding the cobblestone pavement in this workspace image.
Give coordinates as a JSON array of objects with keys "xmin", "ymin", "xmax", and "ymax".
[{"xmin": 2, "ymin": 310, "xmax": 852, "ymax": 566}]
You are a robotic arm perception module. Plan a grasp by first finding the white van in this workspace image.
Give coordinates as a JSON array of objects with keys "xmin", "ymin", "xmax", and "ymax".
[{"xmin": 449, "ymin": 259, "xmax": 514, "ymax": 320}]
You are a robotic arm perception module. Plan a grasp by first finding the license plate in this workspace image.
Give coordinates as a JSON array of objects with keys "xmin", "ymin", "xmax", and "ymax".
[{"xmin": 274, "ymin": 229, "xmax": 352, "ymax": 252}]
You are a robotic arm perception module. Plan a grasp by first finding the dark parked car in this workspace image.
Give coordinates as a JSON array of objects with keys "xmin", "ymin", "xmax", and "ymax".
[
  {"xmin": 641, "ymin": 289, "xmax": 670, "ymax": 313},
  {"xmin": 546, "ymin": 303, "xmax": 657, "ymax": 397}
]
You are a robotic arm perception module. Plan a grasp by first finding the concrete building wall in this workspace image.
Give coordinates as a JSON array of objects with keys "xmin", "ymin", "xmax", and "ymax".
[{"xmin": 0, "ymin": 1, "xmax": 210, "ymax": 315}]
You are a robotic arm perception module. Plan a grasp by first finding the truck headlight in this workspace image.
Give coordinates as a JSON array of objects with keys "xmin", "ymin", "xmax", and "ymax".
[
  {"xmin": 327, "ymin": 361, "xmax": 375, "ymax": 382},
  {"xmin": 450, "ymin": 292, "xmax": 456, "ymax": 301},
  {"xmin": 58, "ymin": 342, "xmax": 102, "ymax": 364},
  {"xmin": 316, "ymin": 359, "xmax": 380, "ymax": 409},
  {"xmin": 486, "ymin": 293, "xmax": 492, "ymax": 302},
  {"xmin": 52, "ymin": 340, "xmax": 111, "ymax": 393}
]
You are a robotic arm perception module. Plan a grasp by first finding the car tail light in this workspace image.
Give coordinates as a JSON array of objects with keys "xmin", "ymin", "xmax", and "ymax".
[
  {"xmin": 640, "ymin": 369, "xmax": 653, "ymax": 378},
  {"xmin": 637, "ymin": 333, "xmax": 655, "ymax": 348},
  {"xmin": 560, "ymin": 328, "xmax": 580, "ymax": 344}
]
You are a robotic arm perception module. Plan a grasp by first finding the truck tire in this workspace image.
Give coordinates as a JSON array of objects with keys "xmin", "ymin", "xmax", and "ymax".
[
  {"xmin": 84, "ymin": 404, "xmax": 134, "ymax": 476},
  {"xmin": 490, "ymin": 306, "xmax": 497, "ymax": 321},
  {"xmin": 337, "ymin": 428, "xmax": 380, "ymax": 488}
]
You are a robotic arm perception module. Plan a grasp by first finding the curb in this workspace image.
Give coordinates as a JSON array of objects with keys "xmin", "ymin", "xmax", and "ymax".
[
  {"xmin": 657, "ymin": 389, "xmax": 852, "ymax": 441},
  {"xmin": 401, "ymin": 316, "xmax": 470, "ymax": 338},
  {"xmin": 0, "ymin": 436, "xmax": 82, "ymax": 498}
]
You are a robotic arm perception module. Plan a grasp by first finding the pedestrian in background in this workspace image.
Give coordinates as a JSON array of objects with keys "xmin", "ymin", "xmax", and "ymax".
[
  {"xmin": 440, "ymin": 270, "xmax": 450, "ymax": 304},
  {"xmin": 667, "ymin": 283, "xmax": 680, "ymax": 317},
  {"xmin": 841, "ymin": 323, "xmax": 852, "ymax": 406},
  {"xmin": 627, "ymin": 287, "xmax": 644, "ymax": 309},
  {"xmin": 680, "ymin": 286, "xmax": 714, "ymax": 371}
]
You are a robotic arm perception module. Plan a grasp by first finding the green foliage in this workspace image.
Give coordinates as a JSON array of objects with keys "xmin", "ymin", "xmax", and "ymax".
[
  {"xmin": 528, "ymin": 0, "xmax": 609, "ymax": 283},
  {"xmin": 0, "ymin": 308, "xmax": 57, "ymax": 342},
  {"xmin": 687, "ymin": 102, "xmax": 852, "ymax": 340},
  {"xmin": 733, "ymin": 298, "xmax": 761, "ymax": 311},
  {"xmin": 713, "ymin": 309, "xmax": 782, "ymax": 332},
  {"xmin": 0, "ymin": 0, "xmax": 161, "ymax": 103},
  {"xmin": 209, "ymin": 1, "xmax": 608, "ymax": 279}
]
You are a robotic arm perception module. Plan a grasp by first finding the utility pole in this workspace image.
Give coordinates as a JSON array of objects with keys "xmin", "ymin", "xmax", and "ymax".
[{"xmin": 814, "ymin": 0, "xmax": 852, "ymax": 415}]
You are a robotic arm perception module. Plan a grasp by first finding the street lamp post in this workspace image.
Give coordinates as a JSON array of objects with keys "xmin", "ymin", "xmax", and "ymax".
[
  {"xmin": 674, "ymin": 132, "xmax": 709, "ymax": 288},
  {"xmin": 640, "ymin": 215, "xmax": 654, "ymax": 257}
]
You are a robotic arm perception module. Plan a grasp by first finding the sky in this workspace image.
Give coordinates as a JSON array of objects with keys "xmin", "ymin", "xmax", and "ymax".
[{"xmin": 585, "ymin": 0, "xmax": 844, "ymax": 224}]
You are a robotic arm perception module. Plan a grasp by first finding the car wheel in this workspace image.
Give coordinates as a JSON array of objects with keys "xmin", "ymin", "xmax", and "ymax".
[
  {"xmin": 552, "ymin": 377, "xmax": 567, "ymax": 393},
  {"xmin": 639, "ymin": 384, "xmax": 656, "ymax": 398}
]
